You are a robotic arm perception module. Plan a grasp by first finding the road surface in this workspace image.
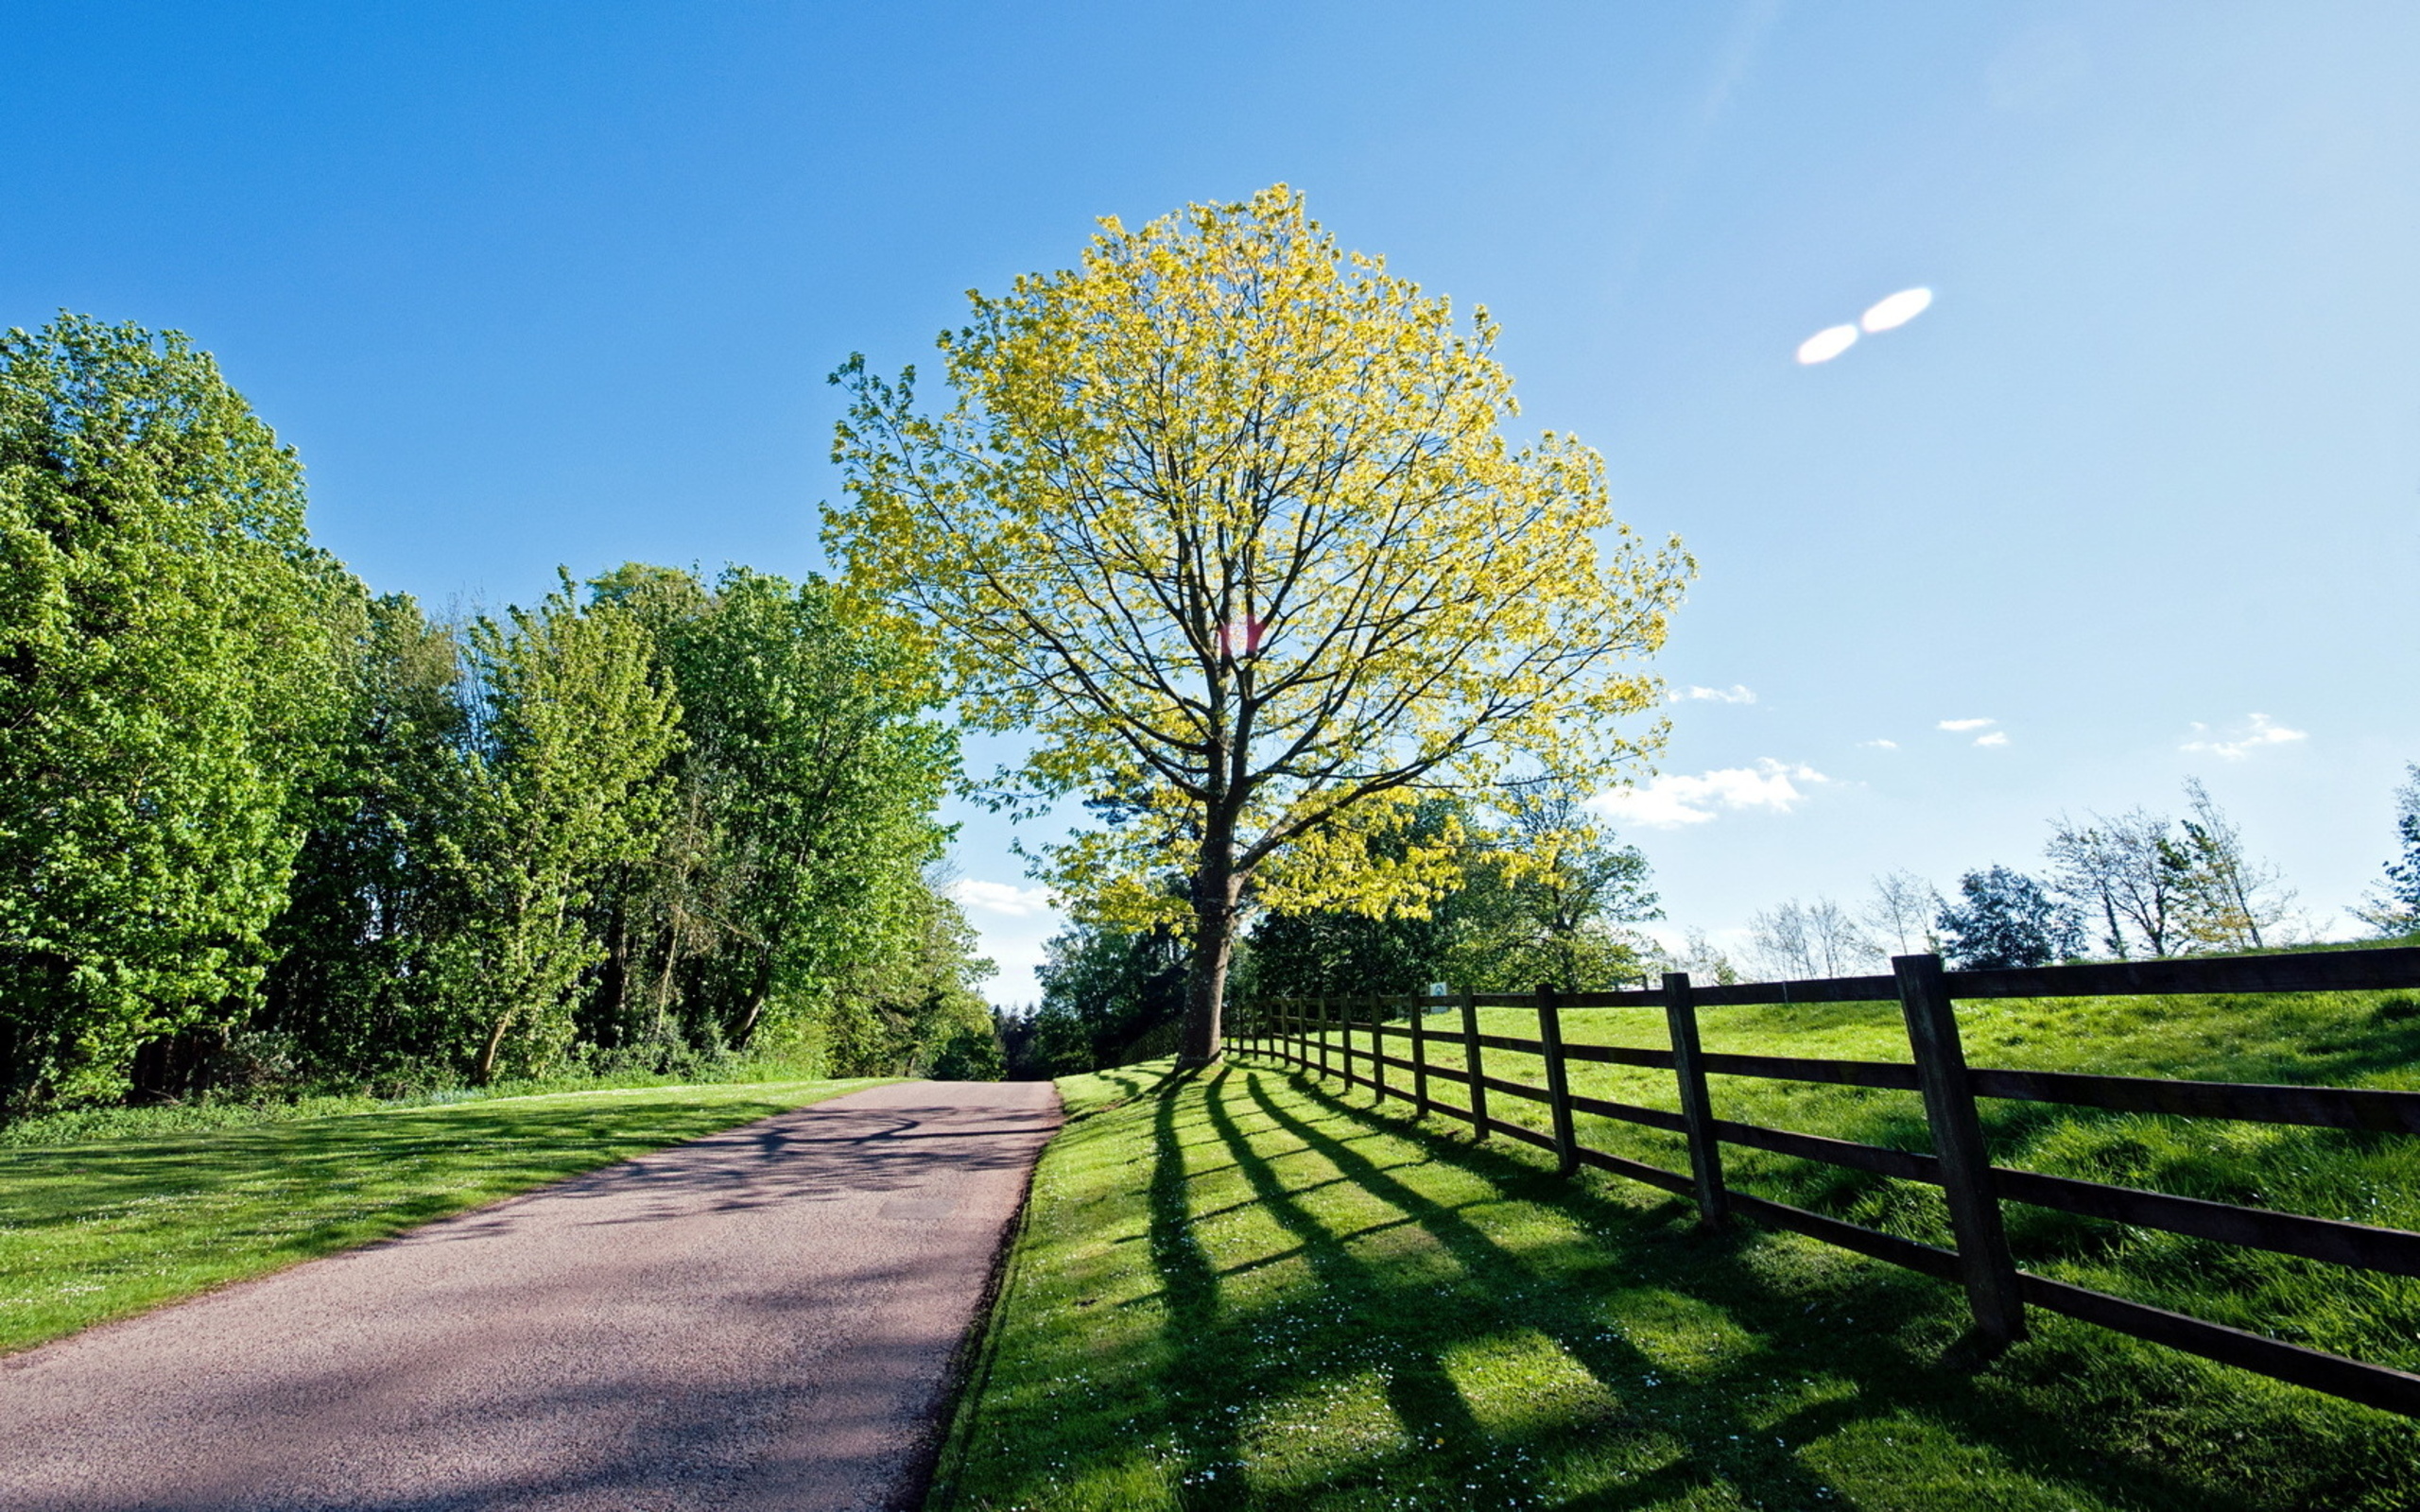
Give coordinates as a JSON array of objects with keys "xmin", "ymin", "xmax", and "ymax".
[{"xmin": 0, "ymin": 1079, "xmax": 1062, "ymax": 1511}]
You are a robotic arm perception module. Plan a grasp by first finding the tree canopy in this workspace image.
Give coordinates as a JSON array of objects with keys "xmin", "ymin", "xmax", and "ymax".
[
  {"xmin": 0, "ymin": 314, "xmax": 994, "ymax": 1115},
  {"xmin": 0, "ymin": 316, "xmax": 354, "ymax": 1105},
  {"xmin": 828, "ymin": 186, "xmax": 1688, "ymax": 1061}
]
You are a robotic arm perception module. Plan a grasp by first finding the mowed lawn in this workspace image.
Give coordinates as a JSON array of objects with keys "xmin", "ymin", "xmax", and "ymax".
[
  {"xmin": 0, "ymin": 1078, "xmax": 885, "ymax": 1354},
  {"xmin": 937, "ymin": 1005, "xmax": 2420, "ymax": 1511}
]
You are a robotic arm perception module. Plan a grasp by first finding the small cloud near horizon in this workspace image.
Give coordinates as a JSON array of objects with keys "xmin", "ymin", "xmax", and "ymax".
[
  {"xmin": 1937, "ymin": 717, "xmax": 1996, "ymax": 732},
  {"xmin": 1671, "ymin": 683, "xmax": 1757, "ymax": 704},
  {"xmin": 1859, "ymin": 738, "xmax": 1898, "ymax": 749},
  {"xmin": 1974, "ymin": 730, "xmax": 2011, "ymax": 747},
  {"xmin": 2182, "ymin": 713, "xmax": 2307, "ymax": 761},
  {"xmin": 1591, "ymin": 759, "xmax": 1829, "ymax": 829}
]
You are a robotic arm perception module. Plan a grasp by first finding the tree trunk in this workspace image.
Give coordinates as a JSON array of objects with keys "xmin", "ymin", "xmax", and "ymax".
[{"xmin": 1179, "ymin": 859, "xmax": 1241, "ymax": 1067}]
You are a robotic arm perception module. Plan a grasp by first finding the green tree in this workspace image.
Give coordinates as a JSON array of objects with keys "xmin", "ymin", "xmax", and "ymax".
[
  {"xmin": 1024, "ymin": 915, "xmax": 1188, "ymax": 1076},
  {"xmin": 260, "ymin": 593, "xmax": 482, "ymax": 1086},
  {"xmin": 2167, "ymin": 778, "xmax": 2295, "ymax": 952},
  {"xmin": 829, "ymin": 186, "xmax": 1688, "ymax": 1065},
  {"xmin": 0, "ymin": 316, "xmax": 354, "ymax": 1108},
  {"xmin": 630, "ymin": 567, "xmax": 959, "ymax": 1065},
  {"xmin": 449, "ymin": 578, "xmax": 680, "ymax": 1082},
  {"xmin": 1444, "ymin": 782, "xmax": 1659, "ymax": 991}
]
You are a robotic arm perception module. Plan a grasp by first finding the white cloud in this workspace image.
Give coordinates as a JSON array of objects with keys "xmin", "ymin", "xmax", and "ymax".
[
  {"xmin": 1795, "ymin": 324, "xmax": 1859, "ymax": 365},
  {"xmin": 1860, "ymin": 738, "xmax": 1898, "ymax": 749},
  {"xmin": 1860, "ymin": 287, "xmax": 1934, "ymax": 333},
  {"xmin": 1974, "ymin": 730, "xmax": 2010, "ymax": 747},
  {"xmin": 1671, "ymin": 683, "xmax": 1757, "ymax": 704},
  {"xmin": 1937, "ymin": 717, "xmax": 1996, "ymax": 732},
  {"xmin": 2182, "ymin": 713, "xmax": 2308, "ymax": 761},
  {"xmin": 1591, "ymin": 759, "xmax": 1830, "ymax": 829},
  {"xmin": 946, "ymin": 879, "xmax": 1058, "ymax": 918}
]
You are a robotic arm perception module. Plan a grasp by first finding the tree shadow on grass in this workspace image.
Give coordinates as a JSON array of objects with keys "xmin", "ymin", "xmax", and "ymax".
[{"xmin": 1144, "ymin": 1058, "xmax": 2275, "ymax": 1511}]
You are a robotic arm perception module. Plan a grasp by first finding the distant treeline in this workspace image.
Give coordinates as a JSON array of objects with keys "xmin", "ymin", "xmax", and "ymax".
[
  {"xmin": 1005, "ymin": 788, "xmax": 1659, "ymax": 1078},
  {"xmin": 1, "ymin": 315, "xmax": 994, "ymax": 1115}
]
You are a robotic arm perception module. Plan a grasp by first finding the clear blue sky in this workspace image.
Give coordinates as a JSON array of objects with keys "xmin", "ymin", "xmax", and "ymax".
[{"xmin": 11, "ymin": 2, "xmax": 2416, "ymax": 996}]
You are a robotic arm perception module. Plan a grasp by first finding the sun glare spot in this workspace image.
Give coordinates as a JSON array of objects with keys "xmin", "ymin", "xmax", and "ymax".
[
  {"xmin": 1860, "ymin": 287, "xmax": 1933, "ymax": 333},
  {"xmin": 1795, "ymin": 324, "xmax": 1858, "ymax": 365}
]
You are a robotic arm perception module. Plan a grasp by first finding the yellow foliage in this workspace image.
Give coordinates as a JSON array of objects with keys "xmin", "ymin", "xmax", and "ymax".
[{"xmin": 827, "ymin": 185, "xmax": 1690, "ymax": 948}]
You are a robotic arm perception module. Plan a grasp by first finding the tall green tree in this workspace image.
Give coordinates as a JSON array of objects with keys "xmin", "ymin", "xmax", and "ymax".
[
  {"xmin": 260, "ymin": 593, "xmax": 481, "ymax": 1085},
  {"xmin": 830, "ymin": 186, "xmax": 1688, "ymax": 1064},
  {"xmin": 0, "ymin": 316, "xmax": 354, "ymax": 1108},
  {"xmin": 449, "ymin": 578, "xmax": 680, "ymax": 1082}
]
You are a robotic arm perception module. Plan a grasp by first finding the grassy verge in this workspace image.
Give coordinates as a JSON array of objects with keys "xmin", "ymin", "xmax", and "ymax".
[
  {"xmin": 0, "ymin": 1076, "xmax": 886, "ymax": 1353},
  {"xmin": 935, "ymin": 1052, "xmax": 2420, "ymax": 1511},
  {"xmin": 0, "ymin": 1052, "xmax": 838, "ymax": 1148}
]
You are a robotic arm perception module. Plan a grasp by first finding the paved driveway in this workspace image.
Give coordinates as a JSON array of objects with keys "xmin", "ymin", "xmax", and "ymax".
[{"xmin": 0, "ymin": 1080, "xmax": 1062, "ymax": 1511}]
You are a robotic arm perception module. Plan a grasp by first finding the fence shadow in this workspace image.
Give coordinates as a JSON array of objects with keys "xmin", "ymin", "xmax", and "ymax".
[{"xmin": 1135, "ymin": 1061, "xmax": 2251, "ymax": 1510}]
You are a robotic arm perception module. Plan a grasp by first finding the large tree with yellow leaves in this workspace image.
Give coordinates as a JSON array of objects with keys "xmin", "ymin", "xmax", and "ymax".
[{"xmin": 828, "ymin": 187, "xmax": 1689, "ymax": 1064}]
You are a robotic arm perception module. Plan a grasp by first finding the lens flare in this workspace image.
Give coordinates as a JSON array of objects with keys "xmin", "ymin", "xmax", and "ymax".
[
  {"xmin": 1795, "ymin": 324, "xmax": 1859, "ymax": 364},
  {"xmin": 1860, "ymin": 286, "xmax": 1933, "ymax": 333}
]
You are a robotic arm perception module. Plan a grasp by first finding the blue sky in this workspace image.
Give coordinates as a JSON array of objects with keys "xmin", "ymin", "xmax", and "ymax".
[{"xmin": 10, "ymin": 3, "xmax": 2416, "ymax": 997}]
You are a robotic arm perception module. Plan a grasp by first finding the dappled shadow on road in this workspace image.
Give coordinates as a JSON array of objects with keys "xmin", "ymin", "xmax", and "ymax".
[
  {"xmin": 1124, "ymin": 1061, "xmax": 2262, "ymax": 1510},
  {"xmin": 402, "ymin": 1094, "xmax": 1060, "ymax": 1245}
]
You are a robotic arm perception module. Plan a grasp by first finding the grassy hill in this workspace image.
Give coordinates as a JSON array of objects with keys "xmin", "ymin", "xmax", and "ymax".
[{"xmin": 934, "ymin": 985, "xmax": 2420, "ymax": 1510}]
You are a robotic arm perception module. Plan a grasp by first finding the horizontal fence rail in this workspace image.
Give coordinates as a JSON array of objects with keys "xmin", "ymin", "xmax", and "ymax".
[{"xmin": 1231, "ymin": 949, "xmax": 2420, "ymax": 1418}]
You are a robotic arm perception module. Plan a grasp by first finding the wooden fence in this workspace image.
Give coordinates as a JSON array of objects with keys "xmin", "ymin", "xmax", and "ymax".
[{"xmin": 1227, "ymin": 947, "xmax": 2420, "ymax": 1418}]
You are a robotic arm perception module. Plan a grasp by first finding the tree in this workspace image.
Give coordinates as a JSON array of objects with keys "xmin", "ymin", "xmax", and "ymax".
[
  {"xmin": 0, "ymin": 316, "xmax": 354, "ymax": 1108},
  {"xmin": 1456, "ymin": 781, "xmax": 1660, "ymax": 990},
  {"xmin": 261, "ymin": 593, "xmax": 483, "ymax": 1086},
  {"xmin": 1936, "ymin": 866, "xmax": 2083, "ymax": 970},
  {"xmin": 828, "ymin": 186, "xmax": 1689, "ymax": 1063},
  {"xmin": 2356, "ymin": 765, "xmax": 2420, "ymax": 936},
  {"xmin": 448, "ymin": 579, "xmax": 680, "ymax": 1082},
  {"xmin": 1022, "ymin": 916, "xmax": 1189, "ymax": 1076},
  {"xmin": 602, "ymin": 566, "xmax": 962, "ymax": 1066},
  {"xmin": 2168, "ymin": 778, "xmax": 2294, "ymax": 952},
  {"xmin": 1657, "ymin": 927, "xmax": 1741, "ymax": 986},
  {"xmin": 1860, "ymin": 870, "xmax": 1941, "ymax": 958},
  {"xmin": 1747, "ymin": 897, "xmax": 1874, "ymax": 979},
  {"xmin": 2045, "ymin": 808, "xmax": 2182, "ymax": 958}
]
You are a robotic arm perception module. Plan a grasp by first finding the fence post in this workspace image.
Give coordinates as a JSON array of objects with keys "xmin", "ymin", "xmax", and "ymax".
[
  {"xmin": 1537, "ymin": 983, "xmax": 1581, "ymax": 1178},
  {"xmin": 1409, "ymin": 990, "xmax": 1431, "ymax": 1118},
  {"xmin": 1894, "ymin": 953, "xmax": 2027, "ymax": 1349},
  {"xmin": 1320, "ymin": 996, "xmax": 1334, "ymax": 1080},
  {"xmin": 1370, "ymin": 995, "xmax": 1388, "ymax": 1102},
  {"xmin": 1663, "ymin": 971, "xmax": 1729, "ymax": 1227},
  {"xmin": 1461, "ymin": 988, "xmax": 1490, "ymax": 1141}
]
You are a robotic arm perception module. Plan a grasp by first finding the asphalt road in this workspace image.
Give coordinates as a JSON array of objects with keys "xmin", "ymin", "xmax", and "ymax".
[{"xmin": 0, "ymin": 1079, "xmax": 1063, "ymax": 1512}]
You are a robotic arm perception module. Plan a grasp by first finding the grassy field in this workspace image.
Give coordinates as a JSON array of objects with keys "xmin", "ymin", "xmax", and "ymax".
[
  {"xmin": 934, "ymin": 993, "xmax": 2420, "ymax": 1511},
  {"xmin": 1357, "ymin": 987, "xmax": 2420, "ymax": 1374},
  {"xmin": 0, "ymin": 1076, "xmax": 885, "ymax": 1354}
]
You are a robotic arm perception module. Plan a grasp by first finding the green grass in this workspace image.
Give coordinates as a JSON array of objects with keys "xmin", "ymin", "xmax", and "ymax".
[
  {"xmin": 0, "ymin": 1076, "xmax": 886, "ymax": 1354},
  {"xmin": 1376, "ymin": 988, "xmax": 2420, "ymax": 1372},
  {"xmin": 936, "ymin": 1018, "xmax": 2420, "ymax": 1510}
]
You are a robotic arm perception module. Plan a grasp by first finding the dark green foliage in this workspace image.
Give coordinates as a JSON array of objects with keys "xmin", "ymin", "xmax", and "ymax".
[
  {"xmin": 1244, "ymin": 795, "xmax": 1659, "ymax": 999},
  {"xmin": 258, "ymin": 594, "xmax": 480, "ymax": 1089},
  {"xmin": 1016, "ymin": 918, "xmax": 1188, "ymax": 1077},
  {"xmin": 1937, "ymin": 865, "xmax": 2083, "ymax": 969}
]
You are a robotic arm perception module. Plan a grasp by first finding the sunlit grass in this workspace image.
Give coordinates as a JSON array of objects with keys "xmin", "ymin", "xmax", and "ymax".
[
  {"xmin": 937, "ymin": 1040, "xmax": 2420, "ymax": 1511},
  {"xmin": 1383, "ymin": 988, "xmax": 2420, "ymax": 1370},
  {"xmin": 0, "ymin": 1077, "xmax": 884, "ymax": 1353}
]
